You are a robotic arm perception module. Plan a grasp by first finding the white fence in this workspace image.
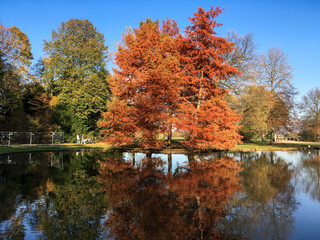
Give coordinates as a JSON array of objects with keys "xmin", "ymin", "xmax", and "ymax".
[{"xmin": 0, "ymin": 132, "xmax": 64, "ymax": 147}]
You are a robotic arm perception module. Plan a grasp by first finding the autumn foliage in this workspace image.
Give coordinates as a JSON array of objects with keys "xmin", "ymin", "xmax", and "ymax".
[
  {"xmin": 99, "ymin": 19, "xmax": 182, "ymax": 149},
  {"xmin": 99, "ymin": 7, "xmax": 242, "ymax": 150}
]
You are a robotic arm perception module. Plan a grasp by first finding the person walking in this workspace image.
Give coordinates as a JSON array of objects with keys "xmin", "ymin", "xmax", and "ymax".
[{"xmin": 76, "ymin": 135, "xmax": 80, "ymax": 144}]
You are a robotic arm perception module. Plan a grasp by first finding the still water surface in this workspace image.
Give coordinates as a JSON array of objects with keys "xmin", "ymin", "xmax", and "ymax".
[{"xmin": 0, "ymin": 150, "xmax": 320, "ymax": 239}]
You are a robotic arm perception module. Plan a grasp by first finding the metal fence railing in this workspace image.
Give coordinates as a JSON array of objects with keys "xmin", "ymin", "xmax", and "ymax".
[{"xmin": 0, "ymin": 132, "xmax": 64, "ymax": 147}]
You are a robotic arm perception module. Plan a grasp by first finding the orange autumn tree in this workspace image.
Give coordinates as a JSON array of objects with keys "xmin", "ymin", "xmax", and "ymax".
[
  {"xmin": 100, "ymin": 6, "xmax": 242, "ymax": 150},
  {"xmin": 176, "ymin": 7, "xmax": 242, "ymax": 150},
  {"xmin": 99, "ymin": 19, "xmax": 182, "ymax": 149}
]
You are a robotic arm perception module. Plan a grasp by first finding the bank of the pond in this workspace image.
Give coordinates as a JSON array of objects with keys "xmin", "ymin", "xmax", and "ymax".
[
  {"xmin": 232, "ymin": 141, "xmax": 320, "ymax": 152},
  {"xmin": 0, "ymin": 140, "xmax": 319, "ymax": 155},
  {"xmin": 0, "ymin": 143, "xmax": 113, "ymax": 155}
]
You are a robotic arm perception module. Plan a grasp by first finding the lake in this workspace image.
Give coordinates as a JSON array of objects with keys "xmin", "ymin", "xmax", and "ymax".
[{"xmin": 0, "ymin": 150, "xmax": 320, "ymax": 239}]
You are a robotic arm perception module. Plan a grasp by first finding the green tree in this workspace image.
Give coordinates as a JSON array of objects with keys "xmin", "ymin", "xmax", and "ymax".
[
  {"xmin": 239, "ymin": 85, "xmax": 273, "ymax": 141},
  {"xmin": 43, "ymin": 19, "xmax": 109, "ymax": 140},
  {"xmin": 0, "ymin": 24, "xmax": 33, "ymax": 130},
  {"xmin": 0, "ymin": 52, "xmax": 26, "ymax": 130},
  {"xmin": 0, "ymin": 24, "xmax": 33, "ymax": 81}
]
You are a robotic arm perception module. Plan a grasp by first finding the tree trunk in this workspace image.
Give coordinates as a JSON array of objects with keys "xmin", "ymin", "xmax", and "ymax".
[
  {"xmin": 196, "ymin": 71, "xmax": 204, "ymax": 111},
  {"xmin": 269, "ymin": 131, "xmax": 274, "ymax": 145},
  {"xmin": 167, "ymin": 124, "xmax": 172, "ymax": 147}
]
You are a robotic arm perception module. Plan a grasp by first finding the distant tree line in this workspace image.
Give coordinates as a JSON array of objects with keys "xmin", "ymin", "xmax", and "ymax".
[{"xmin": 0, "ymin": 6, "xmax": 317, "ymax": 147}]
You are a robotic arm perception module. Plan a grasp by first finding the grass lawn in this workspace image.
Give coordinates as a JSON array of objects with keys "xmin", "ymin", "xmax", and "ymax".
[
  {"xmin": 0, "ymin": 140, "xmax": 319, "ymax": 155},
  {"xmin": 0, "ymin": 143, "xmax": 113, "ymax": 155},
  {"xmin": 232, "ymin": 140, "xmax": 320, "ymax": 151}
]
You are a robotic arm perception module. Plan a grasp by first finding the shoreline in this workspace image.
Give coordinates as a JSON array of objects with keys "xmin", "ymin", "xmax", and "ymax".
[{"xmin": 0, "ymin": 141, "xmax": 319, "ymax": 155}]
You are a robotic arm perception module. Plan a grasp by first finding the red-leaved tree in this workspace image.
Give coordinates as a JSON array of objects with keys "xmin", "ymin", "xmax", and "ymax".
[
  {"xmin": 176, "ymin": 7, "xmax": 242, "ymax": 150},
  {"xmin": 100, "ymin": 7, "xmax": 242, "ymax": 150},
  {"xmin": 99, "ymin": 19, "xmax": 183, "ymax": 149}
]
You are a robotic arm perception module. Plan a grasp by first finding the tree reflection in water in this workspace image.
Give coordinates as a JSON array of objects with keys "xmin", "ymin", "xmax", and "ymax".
[
  {"xmin": 0, "ymin": 151, "xmax": 301, "ymax": 239},
  {"xmin": 99, "ymin": 155, "xmax": 242, "ymax": 239},
  {"xmin": 28, "ymin": 152, "xmax": 109, "ymax": 239},
  {"xmin": 0, "ymin": 152, "xmax": 110, "ymax": 240},
  {"xmin": 0, "ymin": 152, "xmax": 54, "ymax": 239},
  {"xmin": 221, "ymin": 152, "xmax": 298, "ymax": 240},
  {"xmin": 301, "ymin": 150, "xmax": 320, "ymax": 202}
]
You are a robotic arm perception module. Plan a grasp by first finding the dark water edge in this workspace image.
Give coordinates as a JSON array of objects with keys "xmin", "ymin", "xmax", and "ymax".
[{"xmin": 1, "ymin": 150, "xmax": 320, "ymax": 239}]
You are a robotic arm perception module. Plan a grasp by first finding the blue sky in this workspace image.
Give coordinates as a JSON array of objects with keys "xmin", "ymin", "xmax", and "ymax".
[{"xmin": 1, "ymin": 0, "xmax": 319, "ymax": 99}]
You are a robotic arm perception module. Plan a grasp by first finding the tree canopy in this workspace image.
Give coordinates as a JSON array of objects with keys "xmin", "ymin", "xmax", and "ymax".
[
  {"xmin": 43, "ymin": 19, "xmax": 110, "ymax": 139},
  {"xmin": 0, "ymin": 24, "xmax": 33, "ymax": 81},
  {"xmin": 0, "ymin": 25, "xmax": 32, "ymax": 130},
  {"xmin": 299, "ymin": 88, "xmax": 320, "ymax": 141},
  {"xmin": 99, "ymin": 18, "xmax": 182, "ymax": 148},
  {"xmin": 99, "ymin": 7, "xmax": 242, "ymax": 150},
  {"xmin": 175, "ymin": 7, "xmax": 241, "ymax": 149}
]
